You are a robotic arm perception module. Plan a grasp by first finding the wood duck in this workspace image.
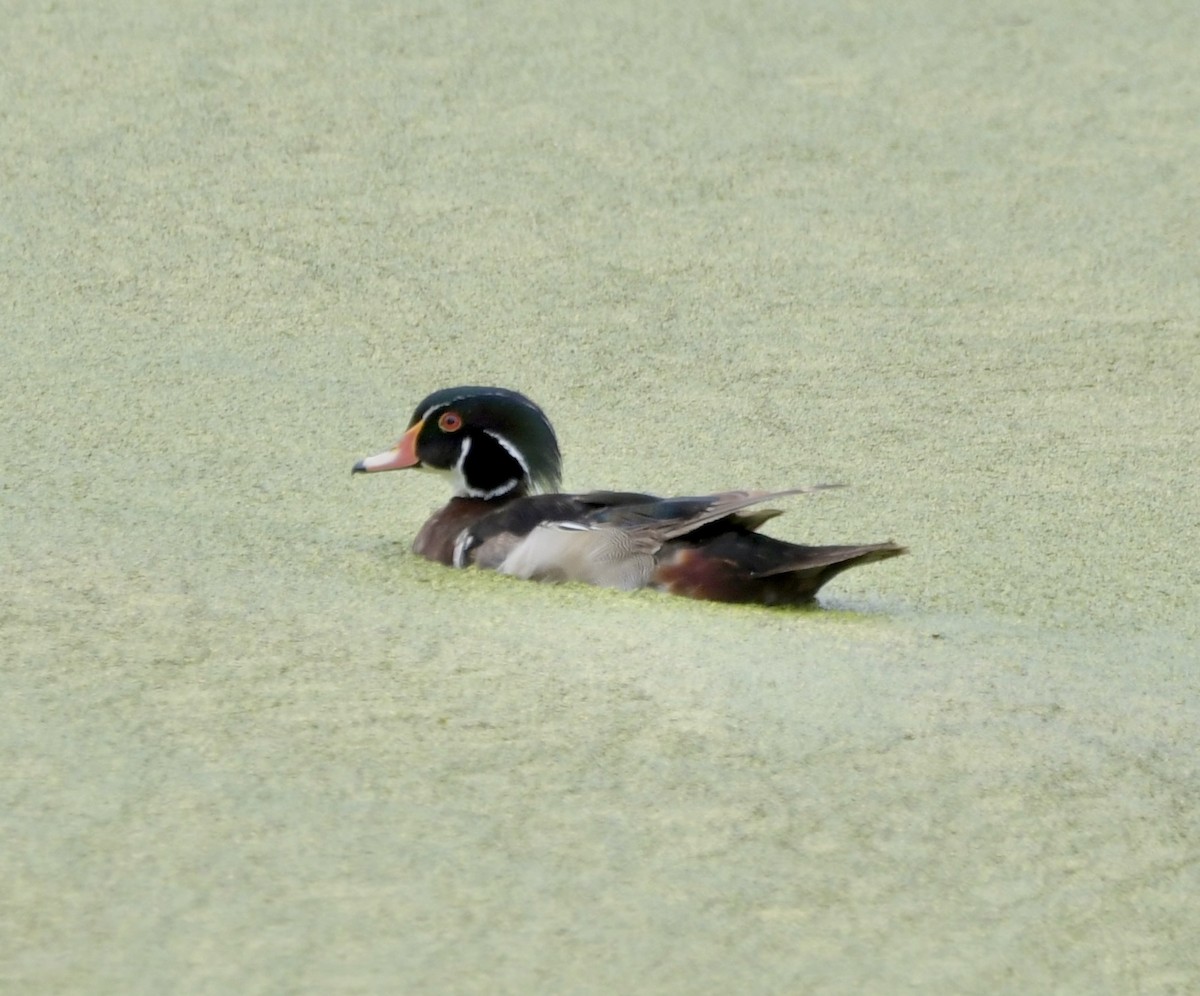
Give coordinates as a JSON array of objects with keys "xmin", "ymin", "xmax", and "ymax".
[{"xmin": 353, "ymin": 386, "xmax": 905, "ymax": 606}]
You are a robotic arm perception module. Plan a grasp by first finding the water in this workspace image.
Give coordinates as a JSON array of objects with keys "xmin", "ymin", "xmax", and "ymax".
[{"xmin": 4, "ymin": 0, "xmax": 1199, "ymax": 991}]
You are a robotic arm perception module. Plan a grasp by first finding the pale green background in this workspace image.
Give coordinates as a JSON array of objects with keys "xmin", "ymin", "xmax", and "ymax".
[{"xmin": 3, "ymin": 1, "xmax": 1198, "ymax": 993}]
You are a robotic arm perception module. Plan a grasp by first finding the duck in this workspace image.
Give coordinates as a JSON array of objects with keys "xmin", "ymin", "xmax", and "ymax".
[{"xmin": 352, "ymin": 386, "xmax": 905, "ymax": 606}]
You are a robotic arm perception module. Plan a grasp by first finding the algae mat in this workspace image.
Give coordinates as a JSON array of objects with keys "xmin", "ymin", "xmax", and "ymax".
[{"xmin": 3, "ymin": 1, "xmax": 1199, "ymax": 992}]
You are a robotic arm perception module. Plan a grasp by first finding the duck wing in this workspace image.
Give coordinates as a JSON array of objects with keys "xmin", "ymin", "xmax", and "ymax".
[{"xmin": 496, "ymin": 486, "xmax": 841, "ymax": 590}]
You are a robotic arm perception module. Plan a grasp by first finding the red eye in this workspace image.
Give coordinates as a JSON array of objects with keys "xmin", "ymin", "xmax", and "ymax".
[{"xmin": 438, "ymin": 411, "xmax": 463, "ymax": 432}]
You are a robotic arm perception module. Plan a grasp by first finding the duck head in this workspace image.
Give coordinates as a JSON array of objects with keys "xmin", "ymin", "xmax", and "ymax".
[{"xmin": 353, "ymin": 386, "xmax": 562, "ymax": 499}]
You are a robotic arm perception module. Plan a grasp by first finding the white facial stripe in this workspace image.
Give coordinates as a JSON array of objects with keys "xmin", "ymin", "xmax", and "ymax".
[
  {"xmin": 421, "ymin": 394, "xmax": 470, "ymax": 423},
  {"xmin": 449, "ymin": 435, "xmax": 519, "ymax": 499},
  {"xmin": 449, "ymin": 435, "xmax": 473, "ymax": 496},
  {"xmin": 471, "ymin": 478, "xmax": 520, "ymax": 500},
  {"xmin": 483, "ymin": 430, "xmax": 531, "ymax": 482},
  {"xmin": 420, "ymin": 391, "xmax": 541, "ymax": 425}
]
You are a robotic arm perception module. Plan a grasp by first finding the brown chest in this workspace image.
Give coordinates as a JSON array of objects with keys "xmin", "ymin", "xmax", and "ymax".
[{"xmin": 410, "ymin": 499, "xmax": 494, "ymax": 566}]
